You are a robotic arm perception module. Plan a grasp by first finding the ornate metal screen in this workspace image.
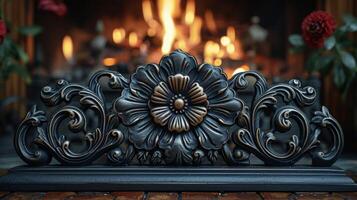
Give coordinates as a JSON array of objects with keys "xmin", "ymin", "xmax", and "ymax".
[{"xmin": 0, "ymin": 50, "xmax": 355, "ymax": 191}]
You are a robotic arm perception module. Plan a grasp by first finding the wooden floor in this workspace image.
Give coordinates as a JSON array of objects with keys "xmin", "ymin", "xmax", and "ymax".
[{"xmin": 1, "ymin": 191, "xmax": 357, "ymax": 200}]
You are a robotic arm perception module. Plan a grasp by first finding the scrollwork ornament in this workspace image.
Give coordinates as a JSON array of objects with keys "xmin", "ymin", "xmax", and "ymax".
[{"xmin": 15, "ymin": 50, "xmax": 344, "ymax": 167}]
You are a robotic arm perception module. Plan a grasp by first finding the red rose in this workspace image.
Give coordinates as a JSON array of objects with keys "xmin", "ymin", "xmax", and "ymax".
[
  {"xmin": 301, "ymin": 11, "xmax": 336, "ymax": 48},
  {"xmin": 39, "ymin": 0, "xmax": 67, "ymax": 17},
  {"xmin": 0, "ymin": 20, "xmax": 7, "ymax": 43}
]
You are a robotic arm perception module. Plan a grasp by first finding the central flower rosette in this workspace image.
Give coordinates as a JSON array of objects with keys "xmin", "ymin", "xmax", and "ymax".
[
  {"xmin": 150, "ymin": 73, "xmax": 208, "ymax": 133},
  {"xmin": 114, "ymin": 50, "xmax": 241, "ymax": 164}
]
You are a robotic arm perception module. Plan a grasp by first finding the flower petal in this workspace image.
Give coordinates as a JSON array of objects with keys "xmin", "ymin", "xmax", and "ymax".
[
  {"xmin": 163, "ymin": 131, "xmax": 197, "ymax": 164},
  {"xmin": 114, "ymin": 88, "xmax": 149, "ymax": 125},
  {"xmin": 194, "ymin": 115, "xmax": 229, "ymax": 150},
  {"xmin": 168, "ymin": 114, "xmax": 190, "ymax": 132},
  {"xmin": 159, "ymin": 50, "xmax": 198, "ymax": 81},
  {"xmin": 131, "ymin": 64, "xmax": 161, "ymax": 97},
  {"xmin": 197, "ymin": 63, "xmax": 228, "ymax": 100},
  {"xmin": 150, "ymin": 106, "xmax": 172, "ymax": 126},
  {"xmin": 168, "ymin": 74, "xmax": 190, "ymax": 94},
  {"xmin": 184, "ymin": 106, "xmax": 207, "ymax": 126},
  {"xmin": 208, "ymin": 88, "xmax": 242, "ymax": 125},
  {"xmin": 188, "ymin": 82, "xmax": 207, "ymax": 105},
  {"xmin": 150, "ymin": 82, "xmax": 172, "ymax": 105},
  {"xmin": 128, "ymin": 117, "xmax": 163, "ymax": 150}
]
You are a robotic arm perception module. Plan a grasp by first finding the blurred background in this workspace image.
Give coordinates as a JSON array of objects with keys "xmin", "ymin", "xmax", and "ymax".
[{"xmin": 0, "ymin": 0, "xmax": 357, "ymax": 169}]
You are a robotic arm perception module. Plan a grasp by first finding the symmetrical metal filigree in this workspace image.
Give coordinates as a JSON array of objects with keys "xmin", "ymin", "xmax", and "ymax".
[{"xmin": 15, "ymin": 50, "xmax": 344, "ymax": 166}]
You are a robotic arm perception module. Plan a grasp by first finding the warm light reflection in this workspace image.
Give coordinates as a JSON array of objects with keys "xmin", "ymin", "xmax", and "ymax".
[
  {"xmin": 184, "ymin": 0, "xmax": 195, "ymax": 25},
  {"xmin": 103, "ymin": 57, "xmax": 116, "ymax": 66},
  {"xmin": 113, "ymin": 28, "xmax": 126, "ymax": 44},
  {"xmin": 62, "ymin": 35, "xmax": 73, "ymax": 61},
  {"xmin": 159, "ymin": 0, "xmax": 176, "ymax": 54},
  {"xmin": 128, "ymin": 32, "xmax": 139, "ymax": 47},
  {"xmin": 233, "ymin": 64, "xmax": 250, "ymax": 76}
]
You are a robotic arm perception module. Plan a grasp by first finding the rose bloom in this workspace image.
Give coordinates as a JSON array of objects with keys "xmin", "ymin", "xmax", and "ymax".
[
  {"xmin": 0, "ymin": 20, "xmax": 7, "ymax": 43},
  {"xmin": 39, "ymin": 0, "xmax": 67, "ymax": 17},
  {"xmin": 301, "ymin": 11, "xmax": 336, "ymax": 48}
]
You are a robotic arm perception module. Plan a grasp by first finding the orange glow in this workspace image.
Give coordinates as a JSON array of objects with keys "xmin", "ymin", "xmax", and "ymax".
[
  {"xmin": 220, "ymin": 36, "xmax": 230, "ymax": 46},
  {"xmin": 189, "ymin": 17, "xmax": 202, "ymax": 46},
  {"xmin": 184, "ymin": 0, "xmax": 195, "ymax": 25},
  {"xmin": 113, "ymin": 28, "xmax": 126, "ymax": 44},
  {"xmin": 62, "ymin": 35, "xmax": 73, "ymax": 61},
  {"xmin": 227, "ymin": 26, "xmax": 235, "ymax": 42},
  {"xmin": 227, "ymin": 43, "xmax": 235, "ymax": 54},
  {"xmin": 158, "ymin": 0, "xmax": 176, "ymax": 54},
  {"xmin": 142, "ymin": 0, "xmax": 154, "ymax": 22},
  {"xmin": 233, "ymin": 64, "xmax": 250, "ymax": 76},
  {"xmin": 204, "ymin": 10, "xmax": 217, "ymax": 33},
  {"xmin": 128, "ymin": 32, "xmax": 139, "ymax": 47},
  {"xmin": 204, "ymin": 41, "xmax": 220, "ymax": 63},
  {"xmin": 103, "ymin": 58, "xmax": 116, "ymax": 66},
  {"xmin": 213, "ymin": 58, "xmax": 222, "ymax": 66}
]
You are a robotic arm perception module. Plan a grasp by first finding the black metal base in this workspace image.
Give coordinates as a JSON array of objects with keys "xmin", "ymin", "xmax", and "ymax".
[{"xmin": 0, "ymin": 166, "xmax": 356, "ymax": 192}]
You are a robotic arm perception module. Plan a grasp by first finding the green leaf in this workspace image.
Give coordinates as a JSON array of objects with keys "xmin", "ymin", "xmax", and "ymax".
[
  {"xmin": 316, "ymin": 55, "xmax": 334, "ymax": 72},
  {"xmin": 18, "ymin": 25, "xmax": 43, "ymax": 36},
  {"xmin": 305, "ymin": 51, "xmax": 320, "ymax": 72},
  {"xmin": 339, "ymin": 50, "xmax": 356, "ymax": 70},
  {"xmin": 333, "ymin": 64, "xmax": 346, "ymax": 89},
  {"xmin": 15, "ymin": 45, "xmax": 29, "ymax": 64},
  {"xmin": 288, "ymin": 34, "xmax": 304, "ymax": 47},
  {"xmin": 324, "ymin": 36, "xmax": 336, "ymax": 50}
]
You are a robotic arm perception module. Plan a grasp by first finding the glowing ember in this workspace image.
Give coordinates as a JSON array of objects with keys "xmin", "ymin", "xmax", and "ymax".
[
  {"xmin": 62, "ymin": 35, "xmax": 73, "ymax": 61},
  {"xmin": 158, "ymin": 0, "xmax": 176, "ymax": 54},
  {"xmin": 113, "ymin": 28, "xmax": 126, "ymax": 44}
]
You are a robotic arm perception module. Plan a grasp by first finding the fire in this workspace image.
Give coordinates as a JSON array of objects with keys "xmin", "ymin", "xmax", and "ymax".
[
  {"xmin": 128, "ymin": 32, "xmax": 139, "ymax": 47},
  {"xmin": 227, "ymin": 26, "xmax": 235, "ymax": 42},
  {"xmin": 204, "ymin": 10, "xmax": 217, "ymax": 33},
  {"xmin": 62, "ymin": 35, "xmax": 73, "ymax": 61},
  {"xmin": 189, "ymin": 17, "xmax": 202, "ymax": 46},
  {"xmin": 113, "ymin": 28, "xmax": 126, "ymax": 44},
  {"xmin": 158, "ymin": 0, "xmax": 176, "ymax": 54},
  {"xmin": 103, "ymin": 57, "xmax": 116, "ymax": 66},
  {"xmin": 204, "ymin": 41, "xmax": 220, "ymax": 63},
  {"xmin": 184, "ymin": 0, "xmax": 195, "ymax": 25},
  {"xmin": 142, "ymin": 0, "xmax": 159, "ymax": 36},
  {"xmin": 232, "ymin": 64, "xmax": 250, "ymax": 76}
]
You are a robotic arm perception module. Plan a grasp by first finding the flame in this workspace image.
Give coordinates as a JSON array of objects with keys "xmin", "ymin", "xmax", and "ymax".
[
  {"xmin": 189, "ymin": 17, "xmax": 202, "ymax": 46},
  {"xmin": 232, "ymin": 64, "xmax": 250, "ymax": 76},
  {"xmin": 142, "ymin": 0, "xmax": 154, "ymax": 22},
  {"xmin": 158, "ymin": 0, "xmax": 176, "ymax": 54},
  {"xmin": 113, "ymin": 28, "xmax": 126, "ymax": 44},
  {"xmin": 62, "ymin": 35, "xmax": 73, "ymax": 61},
  {"xmin": 220, "ymin": 36, "xmax": 230, "ymax": 46},
  {"xmin": 204, "ymin": 41, "xmax": 220, "ymax": 63},
  {"xmin": 204, "ymin": 10, "xmax": 217, "ymax": 33},
  {"xmin": 128, "ymin": 32, "xmax": 138, "ymax": 47},
  {"xmin": 142, "ymin": 0, "xmax": 159, "ymax": 37},
  {"xmin": 227, "ymin": 26, "xmax": 235, "ymax": 42},
  {"xmin": 103, "ymin": 57, "xmax": 116, "ymax": 66},
  {"xmin": 184, "ymin": 0, "xmax": 195, "ymax": 25}
]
